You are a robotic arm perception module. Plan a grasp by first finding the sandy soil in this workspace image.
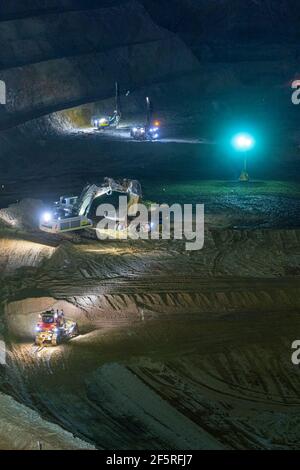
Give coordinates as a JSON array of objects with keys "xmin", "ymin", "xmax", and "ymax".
[
  {"xmin": 0, "ymin": 391, "xmax": 95, "ymax": 450},
  {"xmin": 0, "ymin": 220, "xmax": 299, "ymax": 449}
]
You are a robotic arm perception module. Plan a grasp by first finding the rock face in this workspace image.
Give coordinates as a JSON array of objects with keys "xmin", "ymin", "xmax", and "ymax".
[
  {"xmin": 0, "ymin": 238, "xmax": 54, "ymax": 276},
  {"xmin": 0, "ymin": 1, "xmax": 199, "ymax": 129},
  {"xmin": 143, "ymin": 0, "xmax": 300, "ymax": 42},
  {"xmin": 0, "ymin": 0, "xmax": 118, "ymax": 19},
  {"xmin": 0, "ymin": 1, "xmax": 298, "ymax": 131},
  {"xmin": 0, "ymin": 2, "xmax": 164, "ymax": 69}
]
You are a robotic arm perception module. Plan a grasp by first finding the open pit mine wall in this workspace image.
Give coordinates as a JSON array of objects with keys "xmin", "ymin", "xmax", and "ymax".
[
  {"xmin": 0, "ymin": 0, "xmax": 201, "ymax": 160},
  {"xmin": 0, "ymin": 1, "xmax": 299, "ymax": 152},
  {"xmin": 0, "ymin": 0, "xmax": 199, "ymax": 130}
]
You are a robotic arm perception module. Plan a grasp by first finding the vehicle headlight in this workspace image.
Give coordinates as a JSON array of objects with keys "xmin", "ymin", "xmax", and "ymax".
[{"xmin": 42, "ymin": 212, "xmax": 52, "ymax": 223}]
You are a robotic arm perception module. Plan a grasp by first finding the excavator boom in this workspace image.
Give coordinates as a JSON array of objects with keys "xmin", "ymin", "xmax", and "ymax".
[{"xmin": 40, "ymin": 178, "xmax": 142, "ymax": 233}]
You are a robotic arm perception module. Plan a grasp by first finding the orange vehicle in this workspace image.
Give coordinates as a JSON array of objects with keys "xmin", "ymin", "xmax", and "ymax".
[{"xmin": 35, "ymin": 311, "xmax": 79, "ymax": 346}]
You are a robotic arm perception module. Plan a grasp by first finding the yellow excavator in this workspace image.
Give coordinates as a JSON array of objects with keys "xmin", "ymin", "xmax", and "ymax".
[{"xmin": 91, "ymin": 82, "xmax": 121, "ymax": 130}]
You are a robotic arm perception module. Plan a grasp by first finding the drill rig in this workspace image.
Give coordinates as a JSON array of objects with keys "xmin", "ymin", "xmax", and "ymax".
[
  {"xmin": 91, "ymin": 82, "xmax": 121, "ymax": 130},
  {"xmin": 39, "ymin": 177, "xmax": 142, "ymax": 234},
  {"xmin": 130, "ymin": 97, "xmax": 160, "ymax": 141}
]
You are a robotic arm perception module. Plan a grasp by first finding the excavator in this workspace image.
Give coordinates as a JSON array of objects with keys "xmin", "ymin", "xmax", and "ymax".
[
  {"xmin": 39, "ymin": 177, "xmax": 144, "ymax": 235},
  {"xmin": 130, "ymin": 97, "xmax": 160, "ymax": 141},
  {"xmin": 91, "ymin": 82, "xmax": 121, "ymax": 130}
]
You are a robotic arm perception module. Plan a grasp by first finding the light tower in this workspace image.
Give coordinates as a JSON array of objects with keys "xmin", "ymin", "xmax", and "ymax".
[{"xmin": 231, "ymin": 133, "xmax": 255, "ymax": 182}]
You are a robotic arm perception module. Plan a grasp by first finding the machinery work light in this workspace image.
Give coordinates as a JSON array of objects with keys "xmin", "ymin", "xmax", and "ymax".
[
  {"xmin": 231, "ymin": 133, "xmax": 255, "ymax": 152},
  {"xmin": 42, "ymin": 212, "xmax": 52, "ymax": 223}
]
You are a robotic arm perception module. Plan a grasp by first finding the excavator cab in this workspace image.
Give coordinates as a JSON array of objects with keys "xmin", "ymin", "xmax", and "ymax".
[{"xmin": 39, "ymin": 312, "xmax": 56, "ymax": 326}]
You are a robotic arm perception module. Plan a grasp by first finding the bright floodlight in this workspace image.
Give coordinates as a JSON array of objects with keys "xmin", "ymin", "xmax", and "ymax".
[
  {"xmin": 43, "ymin": 212, "xmax": 52, "ymax": 223},
  {"xmin": 231, "ymin": 133, "xmax": 255, "ymax": 152}
]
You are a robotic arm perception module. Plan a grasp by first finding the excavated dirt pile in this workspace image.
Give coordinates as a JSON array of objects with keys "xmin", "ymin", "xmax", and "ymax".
[{"xmin": 0, "ymin": 199, "xmax": 45, "ymax": 230}]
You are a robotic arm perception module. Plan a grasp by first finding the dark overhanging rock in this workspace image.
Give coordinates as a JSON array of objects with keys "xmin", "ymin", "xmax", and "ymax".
[{"xmin": 0, "ymin": 1, "xmax": 200, "ymax": 130}]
